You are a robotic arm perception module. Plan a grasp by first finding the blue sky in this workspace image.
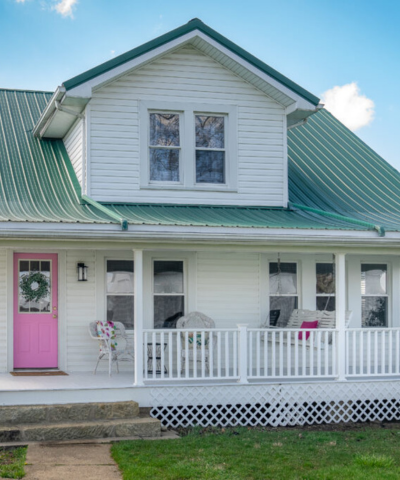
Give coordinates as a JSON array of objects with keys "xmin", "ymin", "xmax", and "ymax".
[{"xmin": 0, "ymin": 0, "xmax": 399, "ymax": 170}]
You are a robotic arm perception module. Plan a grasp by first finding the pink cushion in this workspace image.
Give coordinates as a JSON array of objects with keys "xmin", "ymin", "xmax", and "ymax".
[{"xmin": 298, "ymin": 320, "xmax": 318, "ymax": 340}]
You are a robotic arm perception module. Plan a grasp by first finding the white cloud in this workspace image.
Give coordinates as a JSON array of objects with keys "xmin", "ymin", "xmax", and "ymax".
[
  {"xmin": 16, "ymin": 0, "xmax": 28, "ymax": 3},
  {"xmin": 320, "ymin": 82, "xmax": 375, "ymax": 131},
  {"xmin": 52, "ymin": 0, "xmax": 77, "ymax": 18}
]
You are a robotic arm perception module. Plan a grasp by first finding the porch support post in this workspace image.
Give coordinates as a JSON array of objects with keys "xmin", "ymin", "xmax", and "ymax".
[
  {"xmin": 133, "ymin": 249, "xmax": 144, "ymax": 386},
  {"xmin": 336, "ymin": 253, "xmax": 347, "ymax": 381},
  {"xmin": 237, "ymin": 324, "xmax": 249, "ymax": 384}
]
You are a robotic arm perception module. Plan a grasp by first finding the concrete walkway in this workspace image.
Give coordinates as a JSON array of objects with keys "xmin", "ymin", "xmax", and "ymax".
[{"xmin": 24, "ymin": 443, "xmax": 121, "ymax": 480}]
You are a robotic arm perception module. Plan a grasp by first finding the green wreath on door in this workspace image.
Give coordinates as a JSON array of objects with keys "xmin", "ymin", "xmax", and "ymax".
[{"xmin": 20, "ymin": 272, "xmax": 50, "ymax": 303}]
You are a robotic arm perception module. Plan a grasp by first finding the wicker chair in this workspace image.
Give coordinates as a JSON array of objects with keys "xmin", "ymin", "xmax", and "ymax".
[
  {"xmin": 88, "ymin": 321, "xmax": 134, "ymax": 376},
  {"xmin": 176, "ymin": 312, "xmax": 216, "ymax": 373}
]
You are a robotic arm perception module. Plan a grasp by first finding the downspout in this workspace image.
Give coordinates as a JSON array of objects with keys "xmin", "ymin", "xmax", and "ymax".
[
  {"xmin": 289, "ymin": 202, "xmax": 385, "ymax": 237},
  {"xmin": 81, "ymin": 195, "xmax": 128, "ymax": 231}
]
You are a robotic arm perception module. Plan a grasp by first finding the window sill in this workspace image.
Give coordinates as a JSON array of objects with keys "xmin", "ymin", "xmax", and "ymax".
[{"xmin": 141, "ymin": 184, "xmax": 238, "ymax": 193}]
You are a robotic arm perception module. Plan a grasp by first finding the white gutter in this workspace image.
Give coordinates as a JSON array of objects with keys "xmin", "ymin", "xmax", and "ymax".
[{"xmin": 32, "ymin": 86, "xmax": 66, "ymax": 138}]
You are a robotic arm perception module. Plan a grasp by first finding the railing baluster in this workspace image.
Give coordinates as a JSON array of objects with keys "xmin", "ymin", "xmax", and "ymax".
[
  {"xmin": 324, "ymin": 331, "xmax": 329, "ymax": 376},
  {"xmin": 381, "ymin": 330, "xmax": 386, "ymax": 375},
  {"xmin": 374, "ymin": 331, "xmax": 378, "ymax": 375},
  {"xmin": 152, "ymin": 332, "xmax": 156, "ymax": 379},
  {"xmin": 294, "ymin": 331, "xmax": 299, "ymax": 377},
  {"xmin": 217, "ymin": 332, "xmax": 221, "ymax": 378},
  {"xmin": 225, "ymin": 331, "xmax": 229, "ymax": 378},
  {"xmin": 144, "ymin": 332, "xmax": 148, "ymax": 380},
  {"xmin": 279, "ymin": 331, "xmax": 284, "ymax": 377},
  {"xmin": 332, "ymin": 331, "xmax": 336, "ymax": 377},
  {"xmin": 168, "ymin": 331, "xmax": 172, "ymax": 379},
  {"xmin": 185, "ymin": 331, "xmax": 189, "ymax": 379},
  {"xmin": 287, "ymin": 330, "xmax": 291, "ymax": 378},
  {"xmin": 352, "ymin": 330, "xmax": 356, "ymax": 376},
  {"xmin": 177, "ymin": 331, "xmax": 181, "ymax": 379},
  {"xmin": 201, "ymin": 331, "xmax": 205, "ymax": 378},
  {"xmin": 397, "ymin": 330, "xmax": 400, "ymax": 375},
  {"xmin": 309, "ymin": 331, "xmax": 314, "ymax": 377},
  {"xmin": 193, "ymin": 330, "xmax": 197, "ymax": 379},
  {"xmin": 302, "ymin": 331, "xmax": 306, "ymax": 376},
  {"xmin": 256, "ymin": 331, "xmax": 260, "ymax": 378},
  {"xmin": 160, "ymin": 331, "xmax": 165, "ymax": 379},
  {"xmin": 264, "ymin": 330, "xmax": 268, "ymax": 378},
  {"xmin": 360, "ymin": 331, "xmax": 364, "ymax": 376},
  {"xmin": 209, "ymin": 330, "xmax": 214, "ymax": 378},
  {"xmin": 233, "ymin": 331, "xmax": 237, "ymax": 377},
  {"xmin": 271, "ymin": 331, "xmax": 276, "ymax": 377},
  {"xmin": 367, "ymin": 331, "xmax": 371, "ymax": 375},
  {"xmin": 317, "ymin": 331, "xmax": 321, "ymax": 377},
  {"xmin": 389, "ymin": 330, "xmax": 393, "ymax": 375}
]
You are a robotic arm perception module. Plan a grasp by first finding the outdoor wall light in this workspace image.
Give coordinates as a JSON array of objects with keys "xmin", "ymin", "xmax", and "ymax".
[{"xmin": 77, "ymin": 263, "xmax": 88, "ymax": 281}]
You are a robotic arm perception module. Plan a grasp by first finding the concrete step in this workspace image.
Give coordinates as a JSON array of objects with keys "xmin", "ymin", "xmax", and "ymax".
[
  {"xmin": 0, "ymin": 401, "xmax": 139, "ymax": 425},
  {"xmin": 0, "ymin": 417, "xmax": 161, "ymax": 443}
]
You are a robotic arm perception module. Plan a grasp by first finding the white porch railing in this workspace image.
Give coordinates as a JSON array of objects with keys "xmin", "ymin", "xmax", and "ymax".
[
  {"xmin": 346, "ymin": 328, "xmax": 400, "ymax": 377},
  {"xmin": 247, "ymin": 329, "xmax": 338, "ymax": 379},
  {"xmin": 143, "ymin": 329, "xmax": 239, "ymax": 381}
]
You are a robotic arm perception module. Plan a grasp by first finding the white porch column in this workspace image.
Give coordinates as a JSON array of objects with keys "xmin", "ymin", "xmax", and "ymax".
[
  {"xmin": 335, "ymin": 253, "xmax": 347, "ymax": 381},
  {"xmin": 133, "ymin": 249, "xmax": 144, "ymax": 386}
]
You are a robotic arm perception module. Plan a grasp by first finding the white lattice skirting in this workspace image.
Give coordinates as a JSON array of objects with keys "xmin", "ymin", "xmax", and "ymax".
[{"xmin": 150, "ymin": 381, "xmax": 400, "ymax": 427}]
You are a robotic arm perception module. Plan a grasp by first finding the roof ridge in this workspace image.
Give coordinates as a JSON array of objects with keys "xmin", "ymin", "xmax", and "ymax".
[{"xmin": 0, "ymin": 87, "xmax": 53, "ymax": 94}]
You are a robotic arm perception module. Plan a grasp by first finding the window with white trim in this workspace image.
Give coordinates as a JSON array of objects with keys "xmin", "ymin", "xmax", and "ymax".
[
  {"xmin": 149, "ymin": 113, "xmax": 181, "ymax": 182},
  {"xmin": 316, "ymin": 263, "xmax": 335, "ymax": 311},
  {"xmin": 361, "ymin": 263, "xmax": 388, "ymax": 327},
  {"xmin": 141, "ymin": 102, "xmax": 237, "ymax": 190},
  {"xmin": 195, "ymin": 115, "xmax": 225, "ymax": 184},
  {"xmin": 269, "ymin": 262, "xmax": 298, "ymax": 327},
  {"xmin": 153, "ymin": 260, "xmax": 185, "ymax": 329},
  {"xmin": 106, "ymin": 260, "xmax": 134, "ymax": 330}
]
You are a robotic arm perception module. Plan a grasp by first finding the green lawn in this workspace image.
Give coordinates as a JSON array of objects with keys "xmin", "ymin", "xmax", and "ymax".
[
  {"xmin": 0, "ymin": 447, "xmax": 26, "ymax": 479},
  {"xmin": 111, "ymin": 426, "xmax": 400, "ymax": 480}
]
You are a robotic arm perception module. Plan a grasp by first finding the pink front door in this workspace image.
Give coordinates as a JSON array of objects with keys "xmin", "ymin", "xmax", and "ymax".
[{"xmin": 14, "ymin": 253, "xmax": 58, "ymax": 369}]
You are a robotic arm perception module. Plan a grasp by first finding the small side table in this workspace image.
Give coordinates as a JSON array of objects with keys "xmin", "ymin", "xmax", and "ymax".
[{"xmin": 147, "ymin": 342, "xmax": 168, "ymax": 374}]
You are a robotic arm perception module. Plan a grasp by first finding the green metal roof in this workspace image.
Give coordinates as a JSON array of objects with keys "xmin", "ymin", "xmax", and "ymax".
[
  {"xmin": 288, "ymin": 109, "xmax": 400, "ymax": 231},
  {"xmin": 62, "ymin": 18, "xmax": 320, "ymax": 107},
  {"xmin": 0, "ymin": 88, "xmax": 398, "ymax": 235}
]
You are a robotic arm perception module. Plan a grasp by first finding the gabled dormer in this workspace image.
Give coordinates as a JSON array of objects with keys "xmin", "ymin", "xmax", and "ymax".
[{"xmin": 33, "ymin": 19, "xmax": 321, "ymax": 207}]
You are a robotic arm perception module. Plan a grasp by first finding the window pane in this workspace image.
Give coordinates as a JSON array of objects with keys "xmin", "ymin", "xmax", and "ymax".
[
  {"xmin": 150, "ymin": 113, "xmax": 179, "ymax": 146},
  {"xmin": 150, "ymin": 148, "xmax": 179, "ymax": 182},
  {"xmin": 195, "ymin": 115, "xmax": 224, "ymax": 149},
  {"xmin": 154, "ymin": 296, "xmax": 184, "ymax": 329},
  {"xmin": 269, "ymin": 263, "xmax": 297, "ymax": 294},
  {"xmin": 19, "ymin": 259, "xmax": 51, "ymax": 313},
  {"xmin": 361, "ymin": 264, "xmax": 387, "ymax": 295},
  {"xmin": 362, "ymin": 296, "xmax": 387, "ymax": 327},
  {"xmin": 317, "ymin": 296, "xmax": 336, "ymax": 311},
  {"xmin": 269, "ymin": 296, "xmax": 298, "ymax": 327},
  {"xmin": 107, "ymin": 295, "xmax": 134, "ymax": 330},
  {"xmin": 107, "ymin": 260, "xmax": 134, "ymax": 294},
  {"xmin": 316, "ymin": 263, "xmax": 335, "ymax": 294},
  {"xmin": 154, "ymin": 261, "xmax": 183, "ymax": 294},
  {"xmin": 196, "ymin": 151, "xmax": 225, "ymax": 184}
]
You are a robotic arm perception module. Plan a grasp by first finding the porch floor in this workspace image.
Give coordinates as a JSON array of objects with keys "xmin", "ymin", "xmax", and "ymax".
[{"xmin": 0, "ymin": 372, "xmax": 134, "ymax": 391}]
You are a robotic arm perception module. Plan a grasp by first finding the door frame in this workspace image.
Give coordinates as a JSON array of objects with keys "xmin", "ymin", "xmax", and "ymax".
[{"xmin": 7, "ymin": 249, "xmax": 67, "ymax": 372}]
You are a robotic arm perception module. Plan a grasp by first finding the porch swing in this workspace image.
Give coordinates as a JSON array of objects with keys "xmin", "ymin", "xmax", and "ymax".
[{"xmin": 264, "ymin": 254, "xmax": 352, "ymax": 336}]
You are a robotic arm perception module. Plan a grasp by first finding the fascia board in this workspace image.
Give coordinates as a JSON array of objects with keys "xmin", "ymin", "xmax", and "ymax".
[
  {"xmin": 33, "ymin": 87, "xmax": 65, "ymax": 137},
  {"xmin": 65, "ymin": 30, "xmax": 316, "ymax": 110},
  {"xmin": 0, "ymin": 221, "xmax": 396, "ymax": 243}
]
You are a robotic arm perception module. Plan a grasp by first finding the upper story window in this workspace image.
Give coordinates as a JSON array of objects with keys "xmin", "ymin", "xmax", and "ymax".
[
  {"xmin": 149, "ymin": 113, "xmax": 180, "ymax": 182},
  {"xmin": 195, "ymin": 115, "xmax": 225, "ymax": 184},
  {"xmin": 140, "ymin": 101, "xmax": 237, "ymax": 191}
]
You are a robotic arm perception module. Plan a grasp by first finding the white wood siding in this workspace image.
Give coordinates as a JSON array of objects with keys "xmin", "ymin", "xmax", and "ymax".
[
  {"xmin": 0, "ymin": 249, "xmax": 7, "ymax": 372},
  {"xmin": 196, "ymin": 252, "xmax": 261, "ymax": 327},
  {"xmin": 89, "ymin": 45, "xmax": 286, "ymax": 206},
  {"xmin": 64, "ymin": 119, "xmax": 84, "ymax": 185}
]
